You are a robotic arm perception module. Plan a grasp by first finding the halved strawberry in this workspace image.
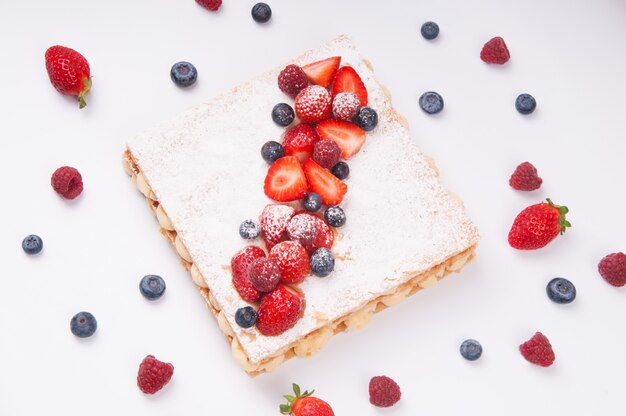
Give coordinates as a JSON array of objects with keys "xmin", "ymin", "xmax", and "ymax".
[
  {"xmin": 282, "ymin": 124, "xmax": 320, "ymax": 163},
  {"xmin": 303, "ymin": 159, "xmax": 348, "ymax": 206},
  {"xmin": 260, "ymin": 204, "xmax": 295, "ymax": 249},
  {"xmin": 331, "ymin": 66, "xmax": 368, "ymax": 106},
  {"xmin": 316, "ymin": 120, "xmax": 366, "ymax": 159},
  {"xmin": 302, "ymin": 56, "xmax": 341, "ymax": 88},
  {"xmin": 264, "ymin": 156, "xmax": 308, "ymax": 202}
]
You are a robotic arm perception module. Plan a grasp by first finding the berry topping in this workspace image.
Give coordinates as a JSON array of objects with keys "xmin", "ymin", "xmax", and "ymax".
[
  {"xmin": 354, "ymin": 106, "xmax": 378, "ymax": 131},
  {"xmin": 248, "ymin": 257, "xmax": 281, "ymax": 292},
  {"xmin": 316, "ymin": 120, "xmax": 366, "ymax": 159},
  {"xmin": 278, "ymin": 64, "xmax": 309, "ymax": 96},
  {"xmin": 519, "ymin": 332, "xmax": 555, "ymax": 367},
  {"xmin": 272, "ymin": 103, "xmax": 295, "ymax": 127},
  {"xmin": 419, "ymin": 91, "xmax": 444, "ymax": 114},
  {"xmin": 282, "ymin": 123, "xmax": 320, "ymax": 162},
  {"xmin": 231, "ymin": 246, "xmax": 266, "ymax": 302},
  {"xmin": 70, "ymin": 311, "xmax": 97, "ymax": 338},
  {"xmin": 508, "ymin": 198, "xmax": 571, "ymax": 250},
  {"xmin": 324, "ymin": 206, "xmax": 346, "ymax": 228},
  {"xmin": 239, "ymin": 219, "xmax": 262, "ymax": 240},
  {"xmin": 51, "ymin": 166, "xmax": 83, "ymax": 200},
  {"xmin": 303, "ymin": 192, "xmax": 322, "ymax": 212},
  {"xmin": 44, "ymin": 45, "xmax": 91, "ymax": 108},
  {"xmin": 196, "ymin": 0, "xmax": 222, "ymax": 11},
  {"xmin": 302, "ymin": 56, "xmax": 341, "ymax": 88},
  {"xmin": 260, "ymin": 204, "xmax": 296, "ymax": 249},
  {"xmin": 480, "ymin": 36, "xmax": 510, "ymax": 64},
  {"xmin": 312, "ymin": 139, "xmax": 341, "ymax": 169},
  {"xmin": 546, "ymin": 277, "xmax": 576, "ymax": 304},
  {"xmin": 170, "ymin": 62, "xmax": 198, "ymax": 87},
  {"xmin": 369, "ymin": 376, "xmax": 401, "ymax": 408},
  {"xmin": 332, "ymin": 92, "xmax": 361, "ymax": 121},
  {"xmin": 269, "ymin": 241, "xmax": 310, "ymax": 284},
  {"xmin": 310, "ymin": 248, "xmax": 335, "ymax": 277},
  {"xmin": 509, "ymin": 161, "xmax": 542, "ymax": 191},
  {"xmin": 139, "ymin": 275, "xmax": 166, "ymax": 301},
  {"xmin": 295, "ymin": 85, "xmax": 332, "ymax": 123},
  {"xmin": 251, "ymin": 2, "xmax": 272, "ymax": 23},
  {"xmin": 261, "ymin": 140, "xmax": 285, "ymax": 164},
  {"xmin": 235, "ymin": 306, "xmax": 258, "ymax": 329},
  {"xmin": 516, "ymin": 93, "xmax": 537, "ymax": 115},
  {"xmin": 137, "ymin": 355, "xmax": 174, "ymax": 395},
  {"xmin": 331, "ymin": 66, "xmax": 368, "ymax": 106},
  {"xmin": 280, "ymin": 384, "xmax": 335, "ymax": 416},
  {"xmin": 264, "ymin": 156, "xmax": 309, "ymax": 202},
  {"xmin": 303, "ymin": 159, "xmax": 348, "ymax": 206},
  {"xmin": 460, "ymin": 339, "xmax": 483, "ymax": 361},
  {"xmin": 286, "ymin": 213, "xmax": 334, "ymax": 254},
  {"xmin": 421, "ymin": 21, "xmax": 440, "ymax": 40},
  {"xmin": 331, "ymin": 161, "xmax": 350, "ymax": 180},
  {"xmin": 598, "ymin": 252, "xmax": 626, "ymax": 287},
  {"xmin": 257, "ymin": 284, "xmax": 305, "ymax": 336},
  {"xmin": 22, "ymin": 234, "xmax": 43, "ymax": 255}
]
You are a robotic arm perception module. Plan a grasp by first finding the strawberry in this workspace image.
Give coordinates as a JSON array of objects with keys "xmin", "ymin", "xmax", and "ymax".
[
  {"xmin": 45, "ymin": 45, "xmax": 92, "ymax": 109},
  {"xmin": 286, "ymin": 213, "xmax": 334, "ymax": 253},
  {"xmin": 280, "ymin": 384, "xmax": 335, "ymax": 416},
  {"xmin": 231, "ymin": 246, "xmax": 266, "ymax": 302},
  {"xmin": 269, "ymin": 241, "xmax": 310, "ymax": 284},
  {"xmin": 264, "ymin": 156, "xmax": 309, "ymax": 202},
  {"xmin": 295, "ymin": 86, "xmax": 332, "ymax": 124},
  {"xmin": 316, "ymin": 120, "xmax": 366, "ymax": 160},
  {"xmin": 260, "ymin": 204, "xmax": 296, "ymax": 249},
  {"xmin": 331, "ymin": 66, "xmax": 368, "ymax": 106},
  {"xmin": 303, "ymin": 159, "xmax": 348, "ymax": 206},
  {"xmin": 257, "ymin": 285, "xmax": 305, "ymax": 336},
  {"xmin": 282, "ymin": 124, "xmax": 320, "ymax": 163},
  {"xmin": 508, "ymin": 198, "xmax": 571, "ymax": 250},
  {"xmin": 301, "ymin": 56, "xmax": 341, "ymax": 88},
  {"xmin": 480, "ymin": 36, "xmax": 510, "ymax": 64}
]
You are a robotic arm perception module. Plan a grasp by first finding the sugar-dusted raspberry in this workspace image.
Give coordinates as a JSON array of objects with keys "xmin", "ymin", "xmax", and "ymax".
[
  {"xmin": 509, "ymin": 161, "xmax": 542, "ymax": 191},
  {"xmin": 286, "ymin": 213, "xmax": 333, "ymax": 254},
  {"xmin": 248, "ymin": 257, "xmax": 281, "ymax": 292},
  {"xmin": 278, "ymin": 64, "xmax": 309, "ymax": 96},
  {"xmin": 519, "ymin": 332, "xmax": 555, "ymax": 367},
  {"xmin": 137, "ymin": 355, "xmax": 174, "ymax": 394},
  {"xmin": 295, "ymin": 85, "xmax": 332, "ymax": 123},
  {"xmin": 369, "ymin": 376, "xmax": 401, "ymax": 408},
  {"xmin": 196, "ymin": 0, "xmax": 222, "ymax": 11},
  {"xmin": 332, "ymin": 92, "xmax": 361, "ymax": 121},
  {"xmin": 269, "ymin": 241, "xmax": 310, "ymax": 284},
  {"xmin": 231, "ymin": 246, "xmax": 266, "ymax": 302},
  {"xmin": 598, "ymin": 252, "xmax": 626, "ymax": 287},
  {"xmin": 312, "ymin": 139, "xmax": 341, "ymax": 169},
  {"xmin": 51, "ymin": 166, "xmax": 83, "ymax": 200}
]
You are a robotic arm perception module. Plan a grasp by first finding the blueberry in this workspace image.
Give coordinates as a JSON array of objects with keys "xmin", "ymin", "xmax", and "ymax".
[
  {"xmin": 139, "ymin": 275, "xmax": 166, "ymax": 300},
  {"xmin": 353, "ymin": 107, "xmax": 378, "ymax": 132},
  {"xmin": 261, "ymin": 141, "xmax": 285, "ymax": 164},
  {"xmin": 70, "ymin": 311, "xmax": 97, "ymax": 338},
  {"xmin": 310, "ymin": 248, "xmax": 335, "ymax": 277},
  {"xmin": 331, "ymin": 162, "xmax": 350, "ymax": 180},
  {"xmin": 421, "ymin": 21, "xmax": 440, "ymax": 40},
  {"xmin": 235, "ymin": 306, "xmax": 258, "ymax": 328},
  {"xmin": 460, "ymin": 339, "xmax": 482, "ymax": 361},
  {"xmin": 22, "ymin": 234, "xmax": 43, "ymax": 255},
  {"xmin": 271, "ymin": 103, "xmax": 295, "ymax": 127},
  {"xmin": 303, "ymin": 193, "xmax": 322, "ymax": 213},
  {"xmin": 419, "ymin": 91, "xmax": 444, "ymax": 114},
  {"xmin": 170, "ymin": 61, "xmax": 198, "ymax": 87},
  {"xmin": 546, "ymin": 277, "xmax": 576, "ymax": 304},
  {"xmin": 515, "ymin": 93, "xmax": 536, "ymax": 115},
  {"xmin": 251, "ymin": 2, "xmax": 272, "ymax": 23},
  {"xmin": 324, "ymin": 206, "xmax": 346, "ymax": 228},
  {"xmin": 239, "ymin": 219, "xmax": 261, "ymax": 239}
]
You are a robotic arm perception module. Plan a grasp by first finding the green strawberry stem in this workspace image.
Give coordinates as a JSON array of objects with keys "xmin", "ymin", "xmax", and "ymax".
[
  {"xmin": 78, "ymin": 77, "xmax": 92, "ymax": 109},
  {"xmin": 280, "ymin": 383, "xmax": 314, "ymax": 415},
  {"xmin": 546, "ymin": 198, "xmax": 571, "ymax": 234}
]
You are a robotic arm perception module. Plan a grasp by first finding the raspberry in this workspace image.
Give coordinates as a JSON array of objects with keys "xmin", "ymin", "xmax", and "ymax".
[
  {"xmin": 269, "ymin": 241, "xmax": 310, "ymax": 284},
  {"xmin": 480, "ymin": 36, "xmax": 510, "ymax": 64},
  {"xmin": 196, "ymin": 0, "xmax": 222, "ymax": 11},
  {"xmin": 295, "ymin": 85, "xmax": 332, "ymax": 123},
  {"xmin": 51, "ymin": 166, "xmax": 83, "ymax": 199},
  {"xmin": 278, "ymin": 64, "xmax": 309, "ymax": 96},
  {"xmin": 332, "ymin": 92, "xmax": 361, "ymax": 121},
  {"xmin": 312, "ymin": 139, "xmax": 341, "ymax": 169},
  {"xmin": 231, "ymin": 246, "xmax": 266, "ymax": 302},
  {"xmin": 286, "ymin": 213, "xmax": 333, "ymax": 254},
  {"xmin": 509, "ymin": 161, "xmax": 542, "ymax": 191},
  {"xmin": 598, "ymin": 252, "xmax": 626, "ymax": 287},
  {"xmin": 137, "ymin": 355, "xmax": 174, "ymax": 394},
  {"xmin": 369, "ymin": 376, "xmax": 401, "ymax": 408},
  {"xmin": 248, "ymin": 257, "xmax": 281, "ymax": 292},
  {"xmin": 519, "ymin": 332, "xmax": 555, "ymax": 367}
]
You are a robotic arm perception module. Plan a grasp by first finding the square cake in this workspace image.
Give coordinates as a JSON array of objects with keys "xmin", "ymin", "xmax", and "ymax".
[{"xmin": 123, "ymin": 35, "xmax": 479, "ymax": 375}]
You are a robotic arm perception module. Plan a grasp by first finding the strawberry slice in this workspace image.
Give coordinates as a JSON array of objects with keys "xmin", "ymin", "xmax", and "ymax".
[
  {"xmin": 316, "ymin": 120, "xmax": 366, "ymax": 159},
  {"xmin": 282, "ymin": 124, "xmax": 320, "ymax": 163},
  {"xmin": 331, "ymin": 66, "xmax": 368, "ymax": 106},
  {"xmin": 264, "ymin": 156, "xmax": 308, "ymax": 202},
  {"xmin": 303, "ymin": 159, "xmax": 348, "ymax": 206},
  {"xmin": 260, "ymin": 204, "xmax": 295, "ymax": 249},
  {"xmin": 302, "ymin": 56, "xmax": 341, "ymax": 88}
]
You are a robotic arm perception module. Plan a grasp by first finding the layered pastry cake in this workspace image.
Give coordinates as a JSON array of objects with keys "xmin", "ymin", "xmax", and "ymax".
[{"xmin": 123, "ymin": 35, "xmax": 479, "ymax": 375}]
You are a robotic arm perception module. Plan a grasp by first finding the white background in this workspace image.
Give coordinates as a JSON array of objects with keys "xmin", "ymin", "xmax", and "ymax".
[{"xmin": 1, "ymin": 0, "xmax": 625, "ymax": 414}]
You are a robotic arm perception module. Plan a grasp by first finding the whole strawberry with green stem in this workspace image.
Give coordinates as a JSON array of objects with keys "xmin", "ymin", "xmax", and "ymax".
[
  {"xmin": 45, "ymin": 45, "xmax": 91, "ymax": 109},
  {"xmin": 508, "ymin": 198, "xmax": 571, "ymax": 250},
  {"xmin": 280, "ymin": 384, "xmax": 335, "ymax": 416}
]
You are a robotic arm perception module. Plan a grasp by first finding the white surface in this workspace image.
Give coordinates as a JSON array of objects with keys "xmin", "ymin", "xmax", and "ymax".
[{"xmin": 1, "ymin": 0, "xmax": 625, "ymax": 414}]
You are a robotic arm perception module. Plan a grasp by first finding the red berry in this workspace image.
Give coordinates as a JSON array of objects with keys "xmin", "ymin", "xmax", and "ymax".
[
  {"xmin": 598, "ymin": 252, "xmax": 626, "ymax": 287},
  {"xmin": 269, "ymin": 241, "xmax": 310, "ymax": 284},
  {"xmin": 281, "ymin": 384, "xmax": 335, "ymax": 416},
  {"xmin": 295, "ymin": 86, "xmax": 332, "ymax": 124},
  {"xmin": 301, "ymin": 56, "xmax": 341, "ymax": 88},
  {"xmin": 137, "ymin": 355, "xmax": 174, "ymax": 394},
  {"xmin": 45, "ymin": 45, "xmax": 91, "ymax": 108},
  {"xmin": 257, "ymin": 285, "xmax": 304, "ymax": 336},
  {"xmin": 480, "ymin": 36, "xmax": 510, "ymax": 64},
  {"xmin": 278, "ymin": 64, "xmax": 309, "ymax": 96},
  {"xmin": 260, "ymin": 204, "xmax": 296, "ymax": 250},
  {"xmin": 286, "ymin": 213, "xmax": 334, "ymax": 254},
  {"xmin": 196, "ymin": 0, "xmax": 222, "ymax": 10},
  {"xmin": 331, "ymin": 66, "xmax": 368, "ymax": 106},
  {"xmin": 312, "ymin": 139, "xmax": 341, "ymax": 169},
  {"xmin": 508, "ymin": 198, "xmax": 571, "ymax": 250},
  {"xmin": 369, "ymin": 376, "xmax": 401, "ymax": 408},
  {"xmin": 51, "ymin": 166, "xmax": 83, "ymax": 200},
  {"xmin": 264, "ymin": 156, "xmax": 309, "ymax": 202},
  {"xmin": 332, "ymin": 92, "xmax": 361, "ymax": 121},
  {"xmin": 519, "ymin": 332, "xmax": 555, "ymax": 367},
  {"xmin": 282, "ymin": 124, "xmax": 320, "ymax": 163},
  {"xmin": 509, "ymin": 161, "xmax": 542, "ymax": 191},
  {"xmin": 231, "ymin": 246, "xmax": 266, "ymax": 302},
  {"xmin": 248, "ymin": 257, "xmax": 281, "ymax": 292},
  {"xmin": 316, "ymin": 119, "xmax": 366, "ymax": 160},
  {"xmin": 303, "ymin": 159, "xmax": 348, "ymax": 206}
]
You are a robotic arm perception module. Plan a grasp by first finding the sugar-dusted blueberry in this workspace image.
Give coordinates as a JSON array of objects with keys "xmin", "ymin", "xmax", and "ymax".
[
  {"xmin": 324, "ymin": 206, "xmax": 346, "ymax": 228},
  {"xmin": 331, "ymin": 161, "xmax": 349, "ymax": 180},
  {"xmin": 22, "ymin": 234, "xmax": 43, "ymax": 255},
  {"xmin": 354, "ymin": 106, "xmax": 378, "ymax": 132},
  {"xmin": 515, "ymin": 93, "xmax": 536, "ymax": 115},
  {"xmin": 261, "ymin": 141, "xmax": 285, "ymax": 164},
  {"xmin": 251, "ymin": 2, "xmax": 272, "ymax": 23},
  {"xmin": 139, "ymin": 275, "xmax": 166, "ymax": 301},
  {"xmin": 419, "ymin": 91, "xmax": 444, "ymax": 114},
  {"xmin": 70, "ymin": 311, "xmax": 98, "ymax": 338},
  {"xmin": 310, "ymin": 248, "xmax": 335, "ymax": 277},
  {"xmin": 170, "ymin": 62, "xmax": 198, "ymax": 87},
  {"xmin": 460, "ymin": 339, "xmax": 482, "ymax": 361},
  {"xmin": 546, "ymin": 277, "xmax": 576, "ymax": 304},
  {"xmin": 239, "ymin": 219, "xmax": 262, "ymax": 240},
  {"xmin": 303, "ymin": 193, "xmax": 322, "ymax": 213},
  {"xmin": 421, "ymin": 21, "xmax": 440, "ymax": 40},
  {"xmin": 235, "ymin": 306, "xmax": 258, "ymax": 328},
  {"xmin": 271, "ymin": 103, "xmax": 295, "ymax": 127}
]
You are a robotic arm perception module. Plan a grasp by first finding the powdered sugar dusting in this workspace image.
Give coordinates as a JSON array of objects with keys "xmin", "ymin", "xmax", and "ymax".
[
  {"xmin": 332, "ymin": 92, "xmax": 361, "ymax": 121},
  {"xmin": 260, "ymin": 204, "xmax": 295, "ymax": 249},
  {"xmin": 294, "ymin": 85, "xmax": 332, "ymax": 123}
]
